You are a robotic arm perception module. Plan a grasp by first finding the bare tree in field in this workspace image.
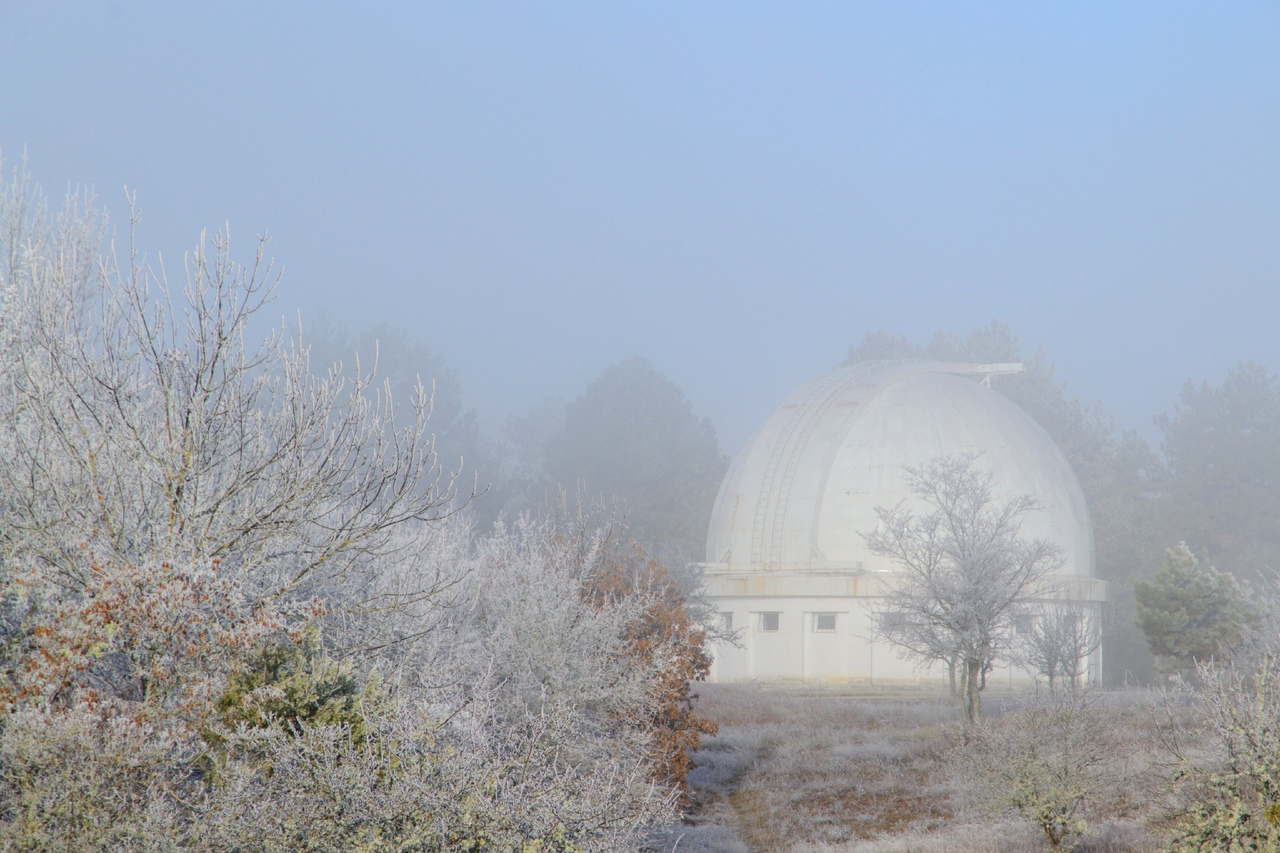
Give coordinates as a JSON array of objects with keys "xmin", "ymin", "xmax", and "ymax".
[
  {"xmin": 0, "ymin": 168, "xmax": 460, "ymax": 606},
  {"xmin": 865, "ymin": 453, "xmax": 1063, "ymax": 723},
  {"xmin": 1014, "ymin": 599, "xmax": 1101, "ymax": 694}
]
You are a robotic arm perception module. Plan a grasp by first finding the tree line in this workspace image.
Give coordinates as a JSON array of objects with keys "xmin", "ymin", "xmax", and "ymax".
[
  {"xmin": 305, "ymin": 288, "xmax": 1274, "ymax": 693},
  {"xmin": 309, "ymin": 313, "xmax": 1277, "ymax": 691},
  {"xmin": 304, "ymin": 325, "xmax": 729, "ymax": 565}
]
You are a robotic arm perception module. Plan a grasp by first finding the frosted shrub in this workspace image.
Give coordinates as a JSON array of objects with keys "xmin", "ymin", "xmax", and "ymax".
[
  {"xmin": 1165, "ymin": 658, "xmax": 1280, "ymax": 852},
  {"xmin": 0, "ymin": 160, "xmax": 700, "ymax": 849},
  {"xmin": 0, "ymin": 704, "xmax": 193, "ymax": 852},
  {"xmin": 952, "ymin": 689, "xmax": 1132, "ymax": 850},
  {"xmin": 407, "ymin": 517, "xmax": 687, "ymax": 837},
  {"xmin": 204, "ymin": 706, "xmax": 665, "ymax": 852}
]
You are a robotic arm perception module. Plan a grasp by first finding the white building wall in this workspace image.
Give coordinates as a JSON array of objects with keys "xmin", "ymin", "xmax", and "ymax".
[
  {"xmin": 709, "ymin": 595, "xmax": 927, "ymax": 683},
  {"xmin": 705, "ymin": 576, "xmax": 1106, "ymax": 685}
]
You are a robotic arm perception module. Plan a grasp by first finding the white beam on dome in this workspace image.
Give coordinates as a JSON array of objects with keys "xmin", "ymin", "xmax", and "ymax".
[{"xmin": 934, "ymin": 361, "xmax": 1025, "ymax": 386}]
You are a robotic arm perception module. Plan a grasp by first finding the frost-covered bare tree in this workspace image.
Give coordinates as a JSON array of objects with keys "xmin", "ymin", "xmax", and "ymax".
[
  {"xmin": 1014, "ymin": 600, "xmax": 1102, "ymax": 694},
  {"xmin": 865, "ymin": 453, "xmax": 1064, "ymax": 723},
  {"xmin": 0, "ymin": 156, "xmax": 445, "ymax": 845},
  {"xmin": 880, "ymin": 604, "xmax": 966, "ymax": 698},
  {"xmin": 0, "ymin": 159, "xmax": 457, "ymax": 604},
  {"xmin": 0, "ymin": 158, "xmax": 447, "ymax": 715}
]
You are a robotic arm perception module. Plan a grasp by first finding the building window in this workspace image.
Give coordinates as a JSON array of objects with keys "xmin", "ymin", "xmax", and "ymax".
[
  {"xmin": 759, "ymin": 612, "xmax": 780, "ymax": 632},
  {"xmin": 720, "ymin": 612, "xmax": 733, "ymax": 631},
  {"xmin": 881, "ymin": 611, "xmax": 908, "ymax": 631},
  {"xmin": 814, "ymin": 612, "xmax": 837, "ymax": 632},
  {"xmin": 1015, "ymin": 613, "xmax": 1037, "ymax": 636}
]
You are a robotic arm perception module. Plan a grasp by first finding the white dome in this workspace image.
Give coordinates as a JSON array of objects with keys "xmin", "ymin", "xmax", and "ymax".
[{"xmin": 706, "ymin": 360, "xmax": 1094, "ymax": 579}]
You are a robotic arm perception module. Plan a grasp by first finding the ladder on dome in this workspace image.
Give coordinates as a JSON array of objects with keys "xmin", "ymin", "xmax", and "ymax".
[{"xmin": 750, "ymin": 370, "xmax": 852, "ymax": 570}]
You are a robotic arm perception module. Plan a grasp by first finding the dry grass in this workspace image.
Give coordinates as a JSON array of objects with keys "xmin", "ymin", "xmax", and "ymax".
[{"xmin": 650, "ymin": 683, "xmax": 1182, "ymax": 853}]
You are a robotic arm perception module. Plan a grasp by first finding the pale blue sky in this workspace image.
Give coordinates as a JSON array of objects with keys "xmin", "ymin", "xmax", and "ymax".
[{"xmin": 3, "ymin": 2, "xmax": 1277, "ymax": 451}]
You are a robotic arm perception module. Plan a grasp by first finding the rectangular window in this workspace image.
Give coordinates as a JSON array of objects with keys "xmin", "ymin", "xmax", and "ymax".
[
  {"xmin": 881, "ymin": 611, "xmax": 907, "ymax": 631},
  {"xmin": 1015, "ymin": 614, "xmax": 1037, "ymax": 636},
  {"xmin": 814, "ymin": 612, "xmax": 837, "ymax": 632},
  {"xmin": 720, "ymin": 612, "xmax": 733, "ymax": 631},
  {"xmin": 759, "ymin": 612, "xmax": 780, "ymax": 632}
]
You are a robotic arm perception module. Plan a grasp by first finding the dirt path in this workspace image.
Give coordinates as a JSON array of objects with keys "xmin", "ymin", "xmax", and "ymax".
[{"xmin": 649, "ymin": 682, "xmax": 961, "ymax": 852}]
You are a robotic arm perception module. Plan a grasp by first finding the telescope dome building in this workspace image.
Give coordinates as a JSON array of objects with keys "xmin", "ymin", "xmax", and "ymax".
[{"xmin": 703, "ymin": 360, "xmax": 1106, "ymax": 684}]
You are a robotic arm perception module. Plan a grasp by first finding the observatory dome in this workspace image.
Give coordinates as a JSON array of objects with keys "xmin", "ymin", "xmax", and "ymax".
[
  {"xmin": 705, "ymin": 360, "xmax": 1094, "ymax": 580},
  {"xmin": 702, "ymin": 360, "xmax": 1104, "ymax": 683}
]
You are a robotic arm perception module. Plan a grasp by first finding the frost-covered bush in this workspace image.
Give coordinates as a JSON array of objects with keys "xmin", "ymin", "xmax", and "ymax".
[
  {"xmin": 0, "ymin": 159, "xmax": 700, "ymax": 850},
  {"xmin": 1165, "ymin": 657, "xmax": 1280, "ymax": 852},
  {"xmin": 942, "ymin": 686, "xmax": 1172, "ymax": 845},
  {"xmin": 951, "ymin": 689, "xmax": 1137, "ymax": 850},
  {"xmin": 199, "ymin": 515, "xmax": 686, "ymax": 851},
  {"xmin": 390, "ymin": 517, "xmax": 685, "ymax": 845}
]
